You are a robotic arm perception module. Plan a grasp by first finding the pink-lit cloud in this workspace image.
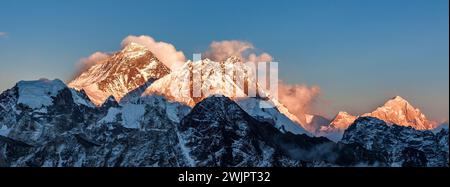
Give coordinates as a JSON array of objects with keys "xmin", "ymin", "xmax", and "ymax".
[
  {"xmin": 72, "ymin": 51, "xmax": 111, "ymax": 79},
  {"xmin": 278, "ymin": 81, "xmax": 322, "ymax": 123},
  {"xmin": 121, "ymin": 35, "xmax": 186, "ymax": 70}
]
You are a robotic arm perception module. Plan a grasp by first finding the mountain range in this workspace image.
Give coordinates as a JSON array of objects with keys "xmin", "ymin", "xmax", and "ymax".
[
  {"xmin": 0, "ymin": 43, "xmax": 447, "ymax": 167},
  {"xmin": 318, "ymin": 96, "xmax": 441, "ymax": 141}
]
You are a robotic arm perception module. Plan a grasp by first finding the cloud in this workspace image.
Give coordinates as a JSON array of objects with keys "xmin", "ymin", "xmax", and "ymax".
[
  {"xmin": 248, "ymin": 52, "xmax": 273, "ymax": 62},
  {"xmin": 72, "ymin": 51, "xmax": 111, "ymax": 79},
  {"xmin": 203, "ymin": 40, "xmax": 273, "ymax": 62},
  {"xmin": 278, "ymin": 81, "xmax": 322, "ymax": 123},
  {"xmin": 0, "ymin": 32, "xmax": 7, "ymax": 37},
  {"xmin": 121, "ymin": 35, "xmax": 186, "ymax": 70}
]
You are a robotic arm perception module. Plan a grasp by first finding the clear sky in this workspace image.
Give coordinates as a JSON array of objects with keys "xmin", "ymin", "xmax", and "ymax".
[{"xmin": 0, "ymin": 0, "xmax": 448, "ymax": 120}]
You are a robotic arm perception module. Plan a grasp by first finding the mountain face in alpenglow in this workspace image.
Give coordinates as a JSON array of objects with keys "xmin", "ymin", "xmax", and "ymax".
[
  {"xmin": 69, "ymin": 43, "xmax": 171, "ymax": 105},
  {"xmin": 362, "ymin": 96, "xmax": 437, "ymax": 130},
  {"xmin": 143, "ymin": 57, "xmax": 310, "ymax": 135},
  {"xmin": 326, "ymin": 96, "xmax": 438, "ymax": 131},
  {"xmin": 317, "ymin": 111, "xmax": 358, "ymax": 142},
  {"xmin": 144, "ymin": 56, "xmax": 256, "ymax": 106},
  {"xmin": 329, "ymin": 111, "xmax": 358, "ymax": 130},
  {"xmin": 317, "ymin": 96, "xmax": 439, "ymax": 142}
]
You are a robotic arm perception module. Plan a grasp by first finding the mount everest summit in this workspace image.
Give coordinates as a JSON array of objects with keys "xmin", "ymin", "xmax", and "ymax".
[{"xmin": 69, "ymin": 43, "xmax": 171, "ymax": 105}]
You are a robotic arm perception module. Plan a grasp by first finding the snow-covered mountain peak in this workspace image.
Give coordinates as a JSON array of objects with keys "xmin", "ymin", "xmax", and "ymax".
[
  {"xmin": 392, "ymin": 95, "xmax": 407, "ymax": 102},
  {"xmin": 16, "ymin": 79, "xmax": 66, "ymax": 109},
  {"xmin": 384, "ymin": 96, "xmax": 413, "ymax": 108},
  {"xmin": 68, "ymin": 44, "xmax": 170, "ymax": 105},
  {"xmin": 122, "ymin": 42, "xmax": 148, "ymax": 52},
  {"xmin": 17, "ymin": 78, "xmax": 65, "ymax": 89},
  {"xmin": 144, "ymin": 58, "xmax": 256, "ymax": 106},
  {"xmin": 224, "ymin": 56, "xmax": 242, "ymax": 64},
  {"xmin": 337, "ymin": 111, "xmax": 352, "ymax": 116},
  {"xmin": 318, "ymin": 95, "xmax": 440, "ymax": 141},
  {"xmin": 315, "ymin": 111, "xmax": 357, "ymax": 141},
  {"xmin": 330, "ymin": 111, "xmax": 358, "ymax": 129},
  {"xmin": 362, "ymin": 96, "xmax": 437, "ymax": 130}
]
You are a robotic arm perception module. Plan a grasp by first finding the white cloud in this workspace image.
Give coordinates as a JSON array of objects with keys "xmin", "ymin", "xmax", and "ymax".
[
  {"xmin": 203, "ymin": 40, "xmax": 274, "ymax": 62},
  {"xmin": 0, "ymin": 32, "xmax": 7, "ymax": 37}
]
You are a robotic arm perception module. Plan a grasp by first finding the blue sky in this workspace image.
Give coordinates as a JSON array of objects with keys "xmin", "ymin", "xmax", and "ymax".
[{"xmin": 0, "ymin": 0, "xmax": 448, "ymax": 120}]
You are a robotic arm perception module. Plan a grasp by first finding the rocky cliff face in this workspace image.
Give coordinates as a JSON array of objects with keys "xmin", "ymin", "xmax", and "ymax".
[{"xmin": 341, "ymin": 117, "xmax": 448, "ymax": 167}]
